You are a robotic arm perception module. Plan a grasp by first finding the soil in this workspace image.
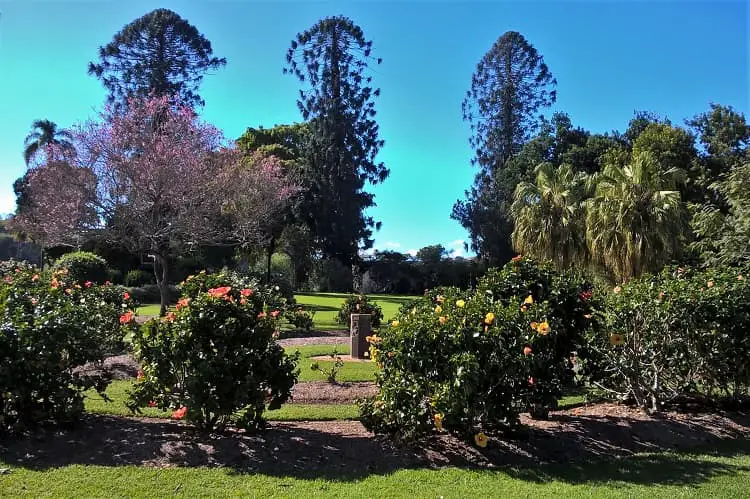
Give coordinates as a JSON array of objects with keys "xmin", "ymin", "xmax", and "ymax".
[
  {"xmin": 1, "ymin": 403, "xmax": 748, "ymax": 479},
  {"xmin": 309, "ymin": 354, "xmax": 372, "ymax": 363},
  {"xmin": 291, "ymin": 382, "xmax": 378, "ymax": 404}
]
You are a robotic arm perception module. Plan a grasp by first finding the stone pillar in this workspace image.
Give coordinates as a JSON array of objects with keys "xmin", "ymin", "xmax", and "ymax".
[{"xmin": 350, "ymin": 313, "xmax": 371, "ymax": 359}]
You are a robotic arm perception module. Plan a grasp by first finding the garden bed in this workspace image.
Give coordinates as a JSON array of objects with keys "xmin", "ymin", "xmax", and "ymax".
[
  {"xmin": 2, "ymin": 403, "xmax": 748, "ymax": 476},
  {"xmin": 291, "ymin": 381, "xmax": 377, "ymax": 404}
]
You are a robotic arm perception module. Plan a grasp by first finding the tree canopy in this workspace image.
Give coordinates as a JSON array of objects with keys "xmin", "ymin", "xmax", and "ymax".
[{"xmin": 88, "ymin": 8, "xmax": 226, "ymax": 109}]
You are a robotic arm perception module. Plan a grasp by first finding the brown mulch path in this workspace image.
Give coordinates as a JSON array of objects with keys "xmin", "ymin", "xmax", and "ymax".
[
  {"xmin": 1, "ymin": 403, "xmax": 749, "ymax": 480},
  {"xmin": 291, "ymin": 382, "xmax": 378, "ymax": 404}
]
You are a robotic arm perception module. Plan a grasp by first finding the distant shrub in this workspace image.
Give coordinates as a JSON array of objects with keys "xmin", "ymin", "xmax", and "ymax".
[
  {"xmin": 52, "ymin": 251, "xmax": 110, "ymax": 284},
  {"xmin": 127, "ymin": 274, "xmax": 299, "ymax": 432},
  {"xmin": 0, "ymin": 266, "xmax": 130, "ymax": 433},
  {"xmin": 124, "ymin": 269, "xmax": 155, "ymax": 287},
  {"xmin": 285, "ymin": 306, "xmax": 315, "ymax": 331},
  {"xmin": 126, "ymin": 284, "xmax": 179, "ymax": 305},
  {"xmin": 337, "ymin": 295, "xmax": 384, "ymax": 328}
]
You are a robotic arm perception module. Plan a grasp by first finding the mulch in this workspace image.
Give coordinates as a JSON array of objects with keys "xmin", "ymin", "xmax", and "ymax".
[
  {"xmin": 1, "ymin": 403, "xmax": 748, "ymax": 479},
  {"xmin": 291, "ymin": 382, "xmax": 378, "ymax": 404}
]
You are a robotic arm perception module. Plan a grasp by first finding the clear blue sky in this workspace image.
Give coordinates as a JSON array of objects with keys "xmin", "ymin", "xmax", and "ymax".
[{"xmin": 0, "ymin": 1, "xmax": 747, "ymax": 257}]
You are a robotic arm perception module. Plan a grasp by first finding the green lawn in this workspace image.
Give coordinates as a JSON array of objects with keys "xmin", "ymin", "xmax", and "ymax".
[
  {"xmin": 294, "ymin": 292, "xmax": 418, "ymax": 331},
  {"xmin": 290, "ymin": 344, "xmax": 378, "ymax": 382},
  {"xmin": 136, "ymin": 292, "xmax": 418, "ymax": 332},
  {"xmin": 2, "ymin": 446, "xmax": 749, "ymax": 497}
]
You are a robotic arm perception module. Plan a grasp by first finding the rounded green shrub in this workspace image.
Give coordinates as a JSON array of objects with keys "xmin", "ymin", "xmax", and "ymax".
[
  {"xmin": 53, "ymin": 251, "xmax": 110, "ymax": 284},
  {"xmin": 337, "ymin": 294, "xmax": 384, "ymax": 328},
  {"xmin": 359, "ymin": 257, "xmax": 599, "ymax": 442},
  {"xmin": 0, "ymin": 265, "xmax": 130, "ymax": 433},
  {"xmin": 124, "ymin": 269, "xmax": 154, "ymax": 287},
  {"xmin": 127, "ymin": 273, "xmax": 299, "ymax": 432}
]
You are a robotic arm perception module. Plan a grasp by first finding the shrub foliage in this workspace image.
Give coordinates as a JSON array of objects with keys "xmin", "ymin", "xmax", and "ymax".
[
  {"xmin": 359, "ymin": 258, "xmax": 598, "ymax": 442},
  {"xmin": 337, "ymin": 294, "xmax": 384, "ymax": 328},
  {"xmin": 127, "ymin": 272, "xmax": 299, "ymax": 432},
  {"xmin": 593, "ymin": 266, "xmax": 750, "ymax": 410},
  {"xmin": 0, "ymin": 263, "xmax": 128, "ymax": 433},
  {"xmin": 52, "ymin": 251, "xmax": 111, "ymax": 284}
]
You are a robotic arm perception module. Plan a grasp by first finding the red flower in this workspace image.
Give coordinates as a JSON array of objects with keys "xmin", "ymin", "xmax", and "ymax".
[
  {"xmin": 172, "ymin": 406, "xmax": 187, "ymax": 419},
  {"xmin": 528, "ymin": 376, "xmax": 535, "ymax": 385},
  {"xmin": 104, "ymin": 280, "xmax": 112, "ymax": 286},
  {"xmin": 257, "ymin": 312, "xmax": 267, "ymax": 319},
  {"xmin": 271, "ymin": 310, "xmax": 280, "ymax": 318},
  {"xmin": 148, "ymin": 401, "xmax": 157, "ymax": 408},
  {"xmin": 240, "ymin": 298, "xmax": 247, "ymax": 305},
  {"xmin": 165, "ymin": 312, "xmax": 176, "ymax": 322},
  {"xmin": 240, "ymin": 288, "xmax": 253, "ymax": 297},
  {"xmin": 84, "ymin": 281, "xmax": 93, "ymax": 288},
  {"xmin": 208, "ymin": 286, "xmax": 232, "ymax": 298},
  {"xmin": 32, "ymin": 274, "xmax": 40, "ymax": 282},
  {"xmin": 123, "ymin": 292, "xmax": 130, "ymax": 300},
  {"xmin": 65, "ymin": 288, "xmax": 73, "ymax": 295},
  {"xmin": 579, "ymin": 290, "xmax": 593, "ymax": 301},
  {"xmin": 137, "ymin": 370, "xmax": 144, "ymax": 380},
  {"xmin": 51, "ymin": 277, "xmax": 59, "ymax": 289},
  {"xmin": 523, "ymin": 346, "xmax": 533, "ymax": 356},
  {"xmin": 512, "ymin": 255, "xmax": 523, "ymax": 263},
  {"xmin": 119, "ymin": 311, "xmax": 135, "ymax": 324},
  {"xmin": 176, "ymin": 298, "xmax": 190, "ymax": 310}
]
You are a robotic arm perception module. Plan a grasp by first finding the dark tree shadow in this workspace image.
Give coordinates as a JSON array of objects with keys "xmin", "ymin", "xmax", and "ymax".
[{"xmin": 1, "ymin": 411, "xmax": 749, "ymax": 487}]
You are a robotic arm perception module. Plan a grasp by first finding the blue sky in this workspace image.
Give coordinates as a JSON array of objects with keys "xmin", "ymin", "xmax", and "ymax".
[{"xmin": 0, "ymin": 1, "xmax": 747, "ymax": 257}]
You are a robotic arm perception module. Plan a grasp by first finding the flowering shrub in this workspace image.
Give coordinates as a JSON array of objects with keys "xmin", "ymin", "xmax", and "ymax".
[
  {"xmin": 52, "ymin": 251, "xmax": 111, "ymax": 284},
  {"xmin": 594, "ymin": 266, "xmax": 750, "ymax": 410},
  {"xmin": 127, "ymin": 273, "xmax": 299, "ymax": 432},
  {"xmin": 284, "ymin": 306, "xmax": 315, "ymax": 332},
  {"xmin": 359, "ymin": 258, "xmax": 599, "ymax": 442},
  {"xmin": 337, "ymin": 294, "xmax": 384, "ymax": 328},
  {"xmin": 0, "ymin": 265, "xmax": 130, "ymax": 433}
]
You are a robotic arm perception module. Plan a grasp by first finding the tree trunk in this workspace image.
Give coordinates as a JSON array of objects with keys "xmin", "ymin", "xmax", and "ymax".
[
  {"xmin": 266, "ymin": 236, "xmax": 276, "ymax": 284},
  {"xmin": 155, "ymin": 254, "xmax": 170, "ymax": 316}
]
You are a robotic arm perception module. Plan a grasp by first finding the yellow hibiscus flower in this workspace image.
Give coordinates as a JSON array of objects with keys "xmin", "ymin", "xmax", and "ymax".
[
  {"xmin": 434, "ymin": 413, "xmax": 444, "ymax": 431},
  {"xmin": 474, "ymin": 432, "xmax": 488, "ymax": 448},
  {"xmin": 391, "ymin": 320, "xmax": 400, "ymax": 327},
  {"xmin": 455, "ymin": 299, "xmax": 466, "ymax": 308},
  {"xmin": 435, "ymin": 305, "xmax": 443, "ymax": 314},
  {"xmin": 484, "ymin": 312, "xmax": 495, "ymax": 325},
  {"xmin": 537, "ymin": 320, "xmax": 550, "ymax": 335},
  {"xmin": 523, "ymin": 295, "xmax": 534, "ymax": 305}
]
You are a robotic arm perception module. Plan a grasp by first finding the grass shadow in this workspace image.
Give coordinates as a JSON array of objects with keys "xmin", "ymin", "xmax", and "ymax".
[{"xmin": 1, "ymin": 410, "xmax": 749, "ymax": 487}]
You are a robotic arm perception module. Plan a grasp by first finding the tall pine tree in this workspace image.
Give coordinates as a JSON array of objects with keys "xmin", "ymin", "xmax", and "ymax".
[{"xmin": 285, "ymin": 16, "xmax": 388, "ymax": 269}]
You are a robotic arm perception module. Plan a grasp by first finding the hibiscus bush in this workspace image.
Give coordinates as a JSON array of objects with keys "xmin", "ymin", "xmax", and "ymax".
[
  {"xmin": 593, "ymin": 266, "xmax": 750, "ymax": 411},
  {"xmin": 337, "ymin": 294, "xmax": 384, "ymax": 328},
  {"xmin": 0, "ymin": 264, "xmax": 130, "ymax": 433},
  {"xmin": 127, "ymin": 274, "xmax": 299, "ymax": 432},
  {"xmin": 359, "ymin": 257, "xmax": 600, "ymax": 442}
]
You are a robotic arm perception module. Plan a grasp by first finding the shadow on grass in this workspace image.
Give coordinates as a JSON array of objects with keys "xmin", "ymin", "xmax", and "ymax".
[{"xmin": 1, "ymin": 410, "xmax": 749, "ymax": 487}]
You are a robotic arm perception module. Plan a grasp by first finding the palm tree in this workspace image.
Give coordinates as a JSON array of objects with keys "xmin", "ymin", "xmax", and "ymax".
[
  {"xmin": 586, "ymin": 151, "xmax": 687, "ymax": 281},
  {"xmin": 23, "ymin": 119, "xmax": 74, "ymax": 166},
  {"xmin": 511, "ymin": 162, "xmax": 588, "ymax": 269}
]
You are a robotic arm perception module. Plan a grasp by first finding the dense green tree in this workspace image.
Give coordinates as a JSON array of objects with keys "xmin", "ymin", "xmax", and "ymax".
[
  {"xmin": 284, "ymin": 16, "xmax": 388, "ymax": 268},
  {"xmin": 586, "ymin": 152, "xmax": 687, "ymax": 281},
  {"xmin": 88, "ymin": 8, "xmax": 226, "ymax": 109},
  {"xmin": 511, "ymin": 163, "xmax": 588, "ymax": 269},
  {"xmin": 23, "ymin": 119, "xmax": 74, "ymax": 165},
  {"xmin": 462, "ymin": 31, "xmax": 557, "ymax": 171},
  {"xmin": 454, "ymin": 32, "xmax": 556, "ymax": 264},
  {"xmin": 236, "ymin": 124, "xmax": 311, "ymax": 283}
]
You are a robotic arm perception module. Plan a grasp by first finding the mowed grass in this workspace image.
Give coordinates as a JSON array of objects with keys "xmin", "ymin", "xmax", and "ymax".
[
  {"xmin": 290, "ymin": 292, "xmax": 418, "ymax": 331},
  {"xmin": 84, "ymin": 379, "xmax": 360, "ymax": 421},
  {"xmin": 84, "ymin": 344, "xmax": 371, "ymax": 420},
  {"xmin": 136, "ymin": 292, "xmax": 418, "ymax": 332},
  {"xmin": 2, "ymin": 446, "xmax": 750, "ymax": 498}
]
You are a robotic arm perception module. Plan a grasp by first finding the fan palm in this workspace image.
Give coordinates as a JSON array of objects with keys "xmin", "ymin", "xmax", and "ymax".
[
  {"xmin": 511, "ymin": 162, "xmax": 588, "ymax": 269},
  {"xmin": 23, "ymin": 119, "xmax": 74, "ymax": 166},
  {"xmin": 586, "ymin": 151, "xmax": 687, "ymax": 281}
]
